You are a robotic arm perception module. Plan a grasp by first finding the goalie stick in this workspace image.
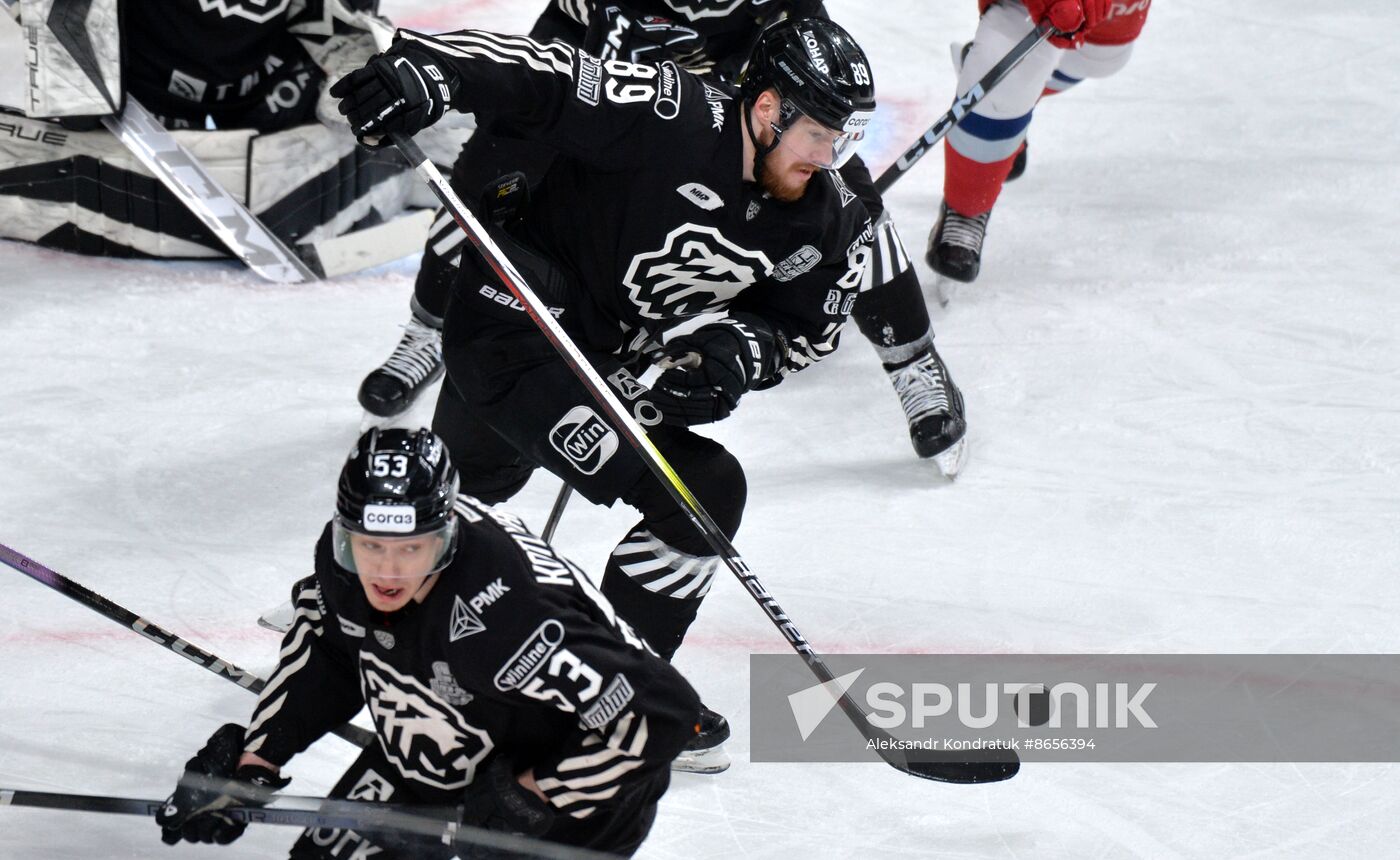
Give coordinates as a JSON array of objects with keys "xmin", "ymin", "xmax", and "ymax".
[
  {"xmin": 0, "ymin": 787, "xmax": 612, "ymax": 860},
  {"xmin": 873, "ymin": 21, "xmax": 1056, "ymax": 193},
  {"xmin": 390, "ymin": 132, "xmax": 1019, "ymax": 785},
  {"xmin": 0, "ymin": 541, "xmax": 375, "ymax": 749}
]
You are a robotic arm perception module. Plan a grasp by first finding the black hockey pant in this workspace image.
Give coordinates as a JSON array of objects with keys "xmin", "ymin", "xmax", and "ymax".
[
  {"xmin": 432, "ymin": 295, "xmax": 745, "ymax": 661},
  {"xmin": 287, "ymin": 744, "xmax": 666, "ymax": 859}
]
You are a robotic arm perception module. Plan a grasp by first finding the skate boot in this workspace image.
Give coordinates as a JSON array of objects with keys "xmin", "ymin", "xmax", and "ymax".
[
  {"xmin": 357, "ymin": 315, "xmax": 444, "ymax": 418},
  {"xmin": 926, "ymin": 200, "xmax": 991, "ymax": 287},
  {"xmin": 672, "ymin": 705, "xmax": 731, "ymax": 774},
  {"xmin": 887, "ymin": 348, "xmax": 968, "ymax": 477}
]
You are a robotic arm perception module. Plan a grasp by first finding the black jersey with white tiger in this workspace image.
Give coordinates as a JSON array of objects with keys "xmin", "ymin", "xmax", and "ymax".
[
  {"xmin": 242, "ymin": 495, "xmax": 700, "ymax": 818},
  {"xmin": 400, "ymin": 27, "xmax": 872, "ymax": 382}
]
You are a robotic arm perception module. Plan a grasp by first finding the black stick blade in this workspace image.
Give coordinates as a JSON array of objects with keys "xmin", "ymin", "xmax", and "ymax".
[{"xmin": 883, "ymin": 745, "xmax": 1021, "ymax": 784}]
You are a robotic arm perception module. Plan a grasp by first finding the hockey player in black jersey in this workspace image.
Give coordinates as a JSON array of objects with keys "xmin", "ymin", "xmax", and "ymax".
[
  {"xmin": 330, "ymin": 17, "xmax": 872, "ymax": 773},
  {"xmin": 353, "ymin": 0, "xmax": 968, "ymax": 479},
  {"xmin": 155, "ymin": 428, "xmax": 699, "ymax": 859}
]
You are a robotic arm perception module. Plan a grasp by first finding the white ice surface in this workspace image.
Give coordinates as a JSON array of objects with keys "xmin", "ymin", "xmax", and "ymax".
[{"xmin": 3, "ymin": 1, "xmax": 1399, "ymax": 857}]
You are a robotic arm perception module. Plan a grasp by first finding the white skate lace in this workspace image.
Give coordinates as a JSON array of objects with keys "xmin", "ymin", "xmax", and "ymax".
[
  {"xmin": 378, "ymin": 320, "xmax": 442, "ymax": 387},
  {"xmin": 891, "ymin": 355, "xmax": 951, "ymax": 422},
  {"xmin": 939, "ymin": 208, "xmax": 990, "ymax": 253}
]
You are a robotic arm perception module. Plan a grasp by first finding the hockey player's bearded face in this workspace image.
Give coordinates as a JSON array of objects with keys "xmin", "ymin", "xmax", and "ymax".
[
  {"xmin": 348, "ymin": 532, "xmax": 444, "ymax": 612},
  {"xmin": 758, "ymin": 108, "xmax": 843, "ymax": 203}
]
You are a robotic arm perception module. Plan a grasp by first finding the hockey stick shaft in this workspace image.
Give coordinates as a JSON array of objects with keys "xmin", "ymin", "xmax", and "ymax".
[
  {"xmin": 873, "ymin": 22, "xmax": 1055, "ymax": 194},
  {"xmin": 0, "ymin": 788, "xmax": 610, "ymax": 859},
  {"xmin": 390, "ymin": 133, "xmax": 1016, "ymax": 783},
  {"xmin": 0, "ymin": 542, "xmax": 375, "ymax": 749},
  {"xmin": 542, "ymin": 484, "xmax": 573, "ymax": 544},
  {"xmin": 100, "ymin": 100, "xmax": 317, "ymax": 283}
]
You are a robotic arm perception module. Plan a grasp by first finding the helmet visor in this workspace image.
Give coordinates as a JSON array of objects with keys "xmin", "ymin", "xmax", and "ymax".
[
  {"xmin": 332, "ymin": 515, "xmax": 457, "ymax": 580},
  {"xmin": 775, "ymin": 103, "xmax": 875, "ymax": 170}
]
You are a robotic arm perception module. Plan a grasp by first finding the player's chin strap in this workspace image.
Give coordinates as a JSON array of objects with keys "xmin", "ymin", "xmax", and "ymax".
[{"xmin": 742, "ymin": 97, "xmax": 783, "ymax": 185}]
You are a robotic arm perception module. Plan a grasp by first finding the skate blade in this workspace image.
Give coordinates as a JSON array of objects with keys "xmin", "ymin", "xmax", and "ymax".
[
  {"xmin": 932, "ymin": 275, "xmax": 960, "ymax": 308},
  {"xmin": 933, "ymin": 437, "xmax": 969, "ymax": 479},
  {"xmin": 671, "ymin": 745, "xmax": 731, "ymax": 775},
  {"xmin": 258, "ymin": 601, "xmax": 294, "ymax": 634},
  {"xmin": 949, "ymin": 41, "xmax": 968, "ymax": 73}
]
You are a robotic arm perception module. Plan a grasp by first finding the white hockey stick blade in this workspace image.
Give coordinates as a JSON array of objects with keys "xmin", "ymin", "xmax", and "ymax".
[
  {"xmin": 257, "ymin": 600, "xmax": 294, "ymax": 634},
  {"xmin": 671, "ymin": 744, "xmax": 731, "ymax": 775},
  {"xmin": 101, "ymin": 99, "xmax": 316, "ymax": 284},
  {"xmin": 302, "ymin": 208, "xmax": 433, "ymax": 279}
]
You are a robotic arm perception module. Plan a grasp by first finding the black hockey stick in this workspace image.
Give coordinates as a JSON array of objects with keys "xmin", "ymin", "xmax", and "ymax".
[
  {"xmin": 0, "ymin": 542, "xmax": 376, "ymax": 749},
  {"xmin": 390, "ymin": 133, "xmax": 1017, "ymax": 784},
  {"xmin": 0, "ymin": 788, "xmax": 610, "ymax": 860},
  {"xmin": 541, "ymin": 484, "xmax": 574, "ymax": 543},
  {"xmin": 873, "ymin": 21, "xmax": 1056, "ymax": 193}
]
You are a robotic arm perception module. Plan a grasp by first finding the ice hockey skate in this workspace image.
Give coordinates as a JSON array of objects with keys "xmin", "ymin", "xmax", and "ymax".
[
  {"xmin": 672, "ymin": 705, "xmax": 731, "ymax": 774},
  {"xmin": 357, "ymin": 315, "xmax": 444, "ymax": 419},
  {"xmin": 925, "ymin": 200, "xmax": 991, "ymax": 306},
  {"xmin": 887, "ymin": 349, "xmax": 968, "ymax": 477}
]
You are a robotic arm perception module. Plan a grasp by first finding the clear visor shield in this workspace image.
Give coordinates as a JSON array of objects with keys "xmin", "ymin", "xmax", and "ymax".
[
  {"xmin": 774, "ymin": 105, "xmax": 875, "ymax": 170},
  {"xmin": 332, "ymin": 515, "xmax": 456, "ymax": 580}
]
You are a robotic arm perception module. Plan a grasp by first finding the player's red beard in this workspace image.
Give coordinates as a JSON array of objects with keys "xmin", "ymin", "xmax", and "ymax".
[{"xmin": 759, "ymin": 151, "xmax": 817, "ymax": 203}]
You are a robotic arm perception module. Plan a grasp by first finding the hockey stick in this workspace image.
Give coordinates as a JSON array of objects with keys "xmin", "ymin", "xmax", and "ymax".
[
  {"xmin": 541, "ymin": 484, "xmax": 573, "ymax": 544},
  {"xmin": 100, "ymin": 99, "xmax": 318, "ymax": 283},
  {"xmin": 0, "ymin": 787, "xmax": 611, "ymax": 859},
  {"xmin": 0, "ymin": 542, "xmax": 376, "ymax": 749},
  {"xmin": 873, "ymin": 21, "xmax": 1056, "ymax": 193},
  {"xmin": 390, "ymin": 132, "xmax": 1017, "ymax": 784}
]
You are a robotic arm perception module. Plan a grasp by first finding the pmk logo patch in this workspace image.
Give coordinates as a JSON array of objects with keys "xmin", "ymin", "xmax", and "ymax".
[
  {"xmin": 549, "ymin": 406, "xmax": 618, "ymax": 475},
  {"xmin": 196, "ymin": 0, "xmax": 292, "ymax": 24},
  {"xmin": 363, "ymin": 504, "xmax": 416, "ymax": 534}
]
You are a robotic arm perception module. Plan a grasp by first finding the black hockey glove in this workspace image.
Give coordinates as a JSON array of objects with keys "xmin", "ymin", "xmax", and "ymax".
[
  {"xmin": 329, "ymin": 39, "xmax": 460, "ymax": 147},
  {"xmin": 648, "ymin": 315, "xmax": 781, "ymax": 426},
  {"xmin": 586, "ymin": 5, "xmax": 705, "ymax": 65},
  {"xmin": 460, "ymin": 756, "xmax": 555, "ymax": 850},
  {"xmin": 156, "ymin": 723, "xmax": 290, "ymax": 846}
]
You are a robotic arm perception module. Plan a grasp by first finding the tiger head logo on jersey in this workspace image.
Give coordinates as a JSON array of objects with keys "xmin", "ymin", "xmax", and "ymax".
[
  {"xmin": 360, "ymin": 653, "xmax": 493, "ymax": 790},
  {"xmin": 662, "ymin": 0, "xmax": 752, "ymax": 20},
  {"xmin": 197, "ymin": 0, "xmax": 292, "ymax": 24},
  {"xmin": 623, "ymin": 224, "xmax": 774, "ymax": 320}
]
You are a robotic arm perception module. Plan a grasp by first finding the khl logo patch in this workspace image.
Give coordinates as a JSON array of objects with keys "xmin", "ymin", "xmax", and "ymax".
[{"xmin": 549, "ymin": 406, "xmax": 618, "ymax": 475}]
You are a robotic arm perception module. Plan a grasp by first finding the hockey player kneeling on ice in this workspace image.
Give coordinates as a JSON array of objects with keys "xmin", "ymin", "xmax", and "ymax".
[
  {"xmin": 330, "ymin": 18, "xmax": 878, "ymax": 773},
  {"xmin": 0, "ymin": 0, "xmax": 418, "ymax": 261},
  {"xmin": 156, "ymin": 428, "xmax": 699, "ymax": 858}
]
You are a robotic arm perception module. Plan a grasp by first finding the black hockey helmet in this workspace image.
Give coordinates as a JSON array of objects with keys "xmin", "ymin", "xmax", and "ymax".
[
  {"xmin": 332, "ymin": 428, "xmax": 460, "ymax": 577},
  {"xmin": 739, "ymin": 17, "xmax": 876, "ymax": 167}
]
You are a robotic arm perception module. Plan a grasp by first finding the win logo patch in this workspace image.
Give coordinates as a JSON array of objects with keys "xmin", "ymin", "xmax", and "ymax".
[{"xmin": 549, "ymin": 406, "xmax": 618, "ymax": 475}]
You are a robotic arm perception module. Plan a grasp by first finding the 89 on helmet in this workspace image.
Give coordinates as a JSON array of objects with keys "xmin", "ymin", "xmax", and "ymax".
[
  {"xmin": 332, "ymin": 428, "xmax": 460, "ymax": 580},
  {"xmin": 740, "ymin": 17, "xmax": 877, "ymax": 170}
]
